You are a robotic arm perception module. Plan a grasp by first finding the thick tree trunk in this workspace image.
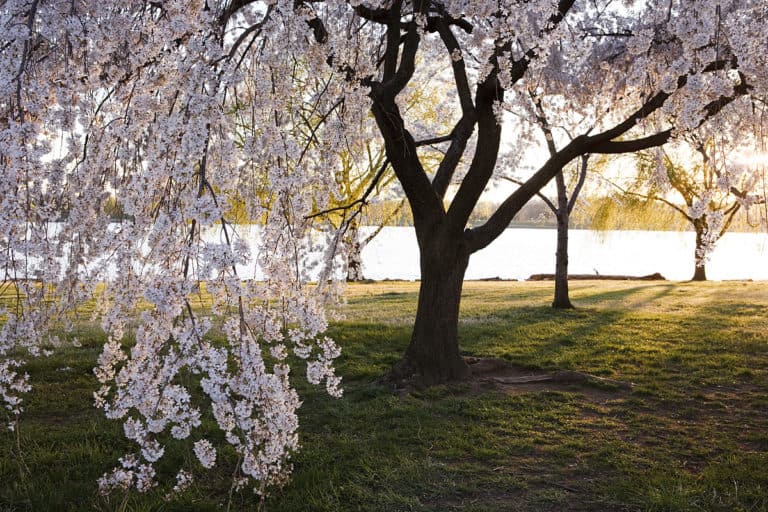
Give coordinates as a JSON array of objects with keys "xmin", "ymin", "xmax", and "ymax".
[
  {"xmin": 692, "ymin": 222, "xmax": 707, "ymax": 281},
  {"xmin": 552, "ymin": 210, "xmax": 574, "ymax": 308},
  {"xmin": 390, "ymin": 231, "xmax": 471, "ymax": 386}
]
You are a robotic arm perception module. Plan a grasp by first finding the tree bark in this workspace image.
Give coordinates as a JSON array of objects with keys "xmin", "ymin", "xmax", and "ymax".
[
  {"xmin": 345, "ymin": 219, "xmax": 365, "ymax": 282},
  {"xmin": 692, "ymin": 220, "xmax": 707, "ymax": 281},
  {"xmin": 389, "ymin": 229, "xmax": 471, "ymax": 386},
  {"xmin": 553, "ymin": 209, "xmax": 574, "ymax": 308},
  {"xmin": 552, "ymin": 168, "xmax": 574, "ymax": 308}
]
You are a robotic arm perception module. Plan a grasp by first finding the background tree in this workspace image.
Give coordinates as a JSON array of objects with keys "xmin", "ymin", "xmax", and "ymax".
[
  {"xmin": 502, "ymin": 91, "xmax": 593, "ymax": 309},
  {"xmin": 605, "ymin": 97, "xmax": 766, "ymax": 280}
]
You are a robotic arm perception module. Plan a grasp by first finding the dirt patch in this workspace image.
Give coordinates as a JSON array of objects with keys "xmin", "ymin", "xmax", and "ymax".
[{"xmin": 466, "ymin": 357, "xmax": 633, "ymax": 402}]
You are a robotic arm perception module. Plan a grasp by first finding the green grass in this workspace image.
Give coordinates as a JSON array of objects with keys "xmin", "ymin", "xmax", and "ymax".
[{"xmin": 2, "ymin": 280, "xmax": 768, "ymax": 511}]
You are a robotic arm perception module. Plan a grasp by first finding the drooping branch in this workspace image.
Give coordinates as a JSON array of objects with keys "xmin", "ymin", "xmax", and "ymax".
[
  {"xmin": 717, "ymin": 201, "xmax": 742, "ymax": 239},
  {"xmin": 305, "ymin": 157, "xmax": 390, "ymax": 220},
  {"xmin": 362, "ymin": 198, "xmax": 407, "ymax": 246},
  {"xmin": 601, "ymin": 176, "xmax": 694, "ymax": 221}
]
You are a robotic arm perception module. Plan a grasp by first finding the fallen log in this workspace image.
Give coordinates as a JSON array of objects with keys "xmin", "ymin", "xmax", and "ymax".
[{"xmin": 527, "ymin": 272, "xmax": 665, "ymax": 281}]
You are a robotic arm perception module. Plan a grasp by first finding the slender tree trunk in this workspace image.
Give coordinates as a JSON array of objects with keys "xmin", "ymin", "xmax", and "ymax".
[
  {"xmin": 390, "ymin": 230, "xmax": 471, "ymax": 386},
  {"xmin": 692, "ymin": 220, "xmax": 707, "ymax": 281},
  {"xmin": 345, "ymin": 219, "xmax": 364, "ymax": 282},
  {"xmin": 552, "ymin": 170, "xmax": 574, "ymax": 308},
  {"xmin": 553, "ymin": 210, "xmax": 574, "ymax": 308}
]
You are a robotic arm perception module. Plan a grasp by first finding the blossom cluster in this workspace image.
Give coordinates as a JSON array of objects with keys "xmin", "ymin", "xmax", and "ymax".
[{"xmin": 0, "ymin": 0, "xmax": 357, "ymax": 497}]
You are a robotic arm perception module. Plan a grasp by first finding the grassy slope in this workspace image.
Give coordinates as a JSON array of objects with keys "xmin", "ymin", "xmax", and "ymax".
[{"xmin": 1, "ymin": 281, "xmax": 767, "ymax": 511}]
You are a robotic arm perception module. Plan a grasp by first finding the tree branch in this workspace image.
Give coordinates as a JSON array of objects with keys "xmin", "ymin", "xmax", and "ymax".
[
  {"xmin": 466, "ymin": 135, "xmax": 588, "ymax": 252},
  {"xmin": 602, "ymin": 175, "xmax": 694, "ymax": 221},
  {"xmin": 567, "ymin": 155, "xmax": 590, "ymax": 215},
  {"xmin": 500, "ymin": 176, "xmax": 557, "ymax": 213},
  {"xmin": 589, "ymin": 130, "xmax": 673, "ymax": 153},
  {"xmin": 305, "ymin": 157, "xmax": 390, "ymax": 219}
]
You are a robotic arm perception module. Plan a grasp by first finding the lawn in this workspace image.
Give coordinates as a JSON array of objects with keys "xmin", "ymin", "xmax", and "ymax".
[{"xmin": 1, "ymin": 280, "xmax": 767, "ymax": 511}]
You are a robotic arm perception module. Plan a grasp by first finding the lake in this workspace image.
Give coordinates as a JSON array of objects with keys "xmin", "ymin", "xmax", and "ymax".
[
  {"xmin": 14, "ymin": 225, "xmax": 767, "ymax": 282},
  {"xmin": 359, "ymin": 227, "xmax": 768, "ymax": 281}
]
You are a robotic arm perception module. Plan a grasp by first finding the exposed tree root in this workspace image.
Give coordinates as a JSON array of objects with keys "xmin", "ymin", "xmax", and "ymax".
[
  {"xmin": 466, "ymin": 357, "xmax": 633, "ymax": 390},
  {"xmin": 384, "ymin": 356, "xmax": 633, "ymax": 395}
]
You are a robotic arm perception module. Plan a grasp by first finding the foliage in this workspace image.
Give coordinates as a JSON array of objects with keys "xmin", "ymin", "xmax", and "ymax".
[{"xmin": 595, "ymin": 101, "xmax": 766, "ymax": 278}]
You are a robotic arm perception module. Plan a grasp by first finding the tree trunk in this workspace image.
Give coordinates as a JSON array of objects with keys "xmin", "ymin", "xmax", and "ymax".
[
  {"xmin": 692, "ymin": 221, "xmax": 707, "ymax": 281},
  {"xmin": 552, "ymin": 210, "xmax": 574, "ymax": 308},
  {"xmin": 552, "ymin": 169, "xmax": 574, "ymax": 309},
  {"xmin": 390, "ymin": 230, "xmax": 471, "ymax": 386},
  {"xmin": 345, "ymin": 219, "xmax": 365, "ymax": 282}
]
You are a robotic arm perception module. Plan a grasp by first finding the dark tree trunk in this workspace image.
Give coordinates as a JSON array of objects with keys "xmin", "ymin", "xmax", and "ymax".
[
  {"xmin": 553, "ymin": 210, "xmax": 574, "ymax": 308},
  {"xmin": 552, "ymin": 170, "xmax": 574, "ymax": 309},
  {"xmin": 390, "ymin": 230, "xmax": 471, "ymax": 386},
  {"xmin": 692, "ymin": 220, "xmax": 707, "ymax": 281}
]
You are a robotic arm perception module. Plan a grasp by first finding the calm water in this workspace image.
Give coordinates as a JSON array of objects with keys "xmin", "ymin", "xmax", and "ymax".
[
  {"xmin": 360, "ymin": 227, "xmax": 768, "ymax": 281},
  {"xmin": 20, "ymin": 224, "xmax": 767, "ymax": 282}
]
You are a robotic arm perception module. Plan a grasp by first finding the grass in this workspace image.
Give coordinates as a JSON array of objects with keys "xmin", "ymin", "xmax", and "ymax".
[{"xmin": 2, "ymin": 280, "xmax": 768, "ymax": 511}]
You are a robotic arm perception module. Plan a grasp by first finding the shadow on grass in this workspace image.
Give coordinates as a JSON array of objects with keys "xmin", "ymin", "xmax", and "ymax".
[{"xmin": 3, "ymin": 282, "xmax": 768, "ymax": 512}]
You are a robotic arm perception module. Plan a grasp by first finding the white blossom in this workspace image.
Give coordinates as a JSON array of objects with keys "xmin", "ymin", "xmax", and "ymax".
[
  {"xmin": 0, "ymin": 0, "xmax": 765, "ymax": 500},
  {"xmin": 193, "ymin": 439, "xmax": 217, "ymax": 469}
]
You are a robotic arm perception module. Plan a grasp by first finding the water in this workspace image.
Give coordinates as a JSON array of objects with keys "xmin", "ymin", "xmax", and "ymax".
[
  {"xmin": 360, "ymin": 227, "xmax": 768, "ymax": 281},
  {"xmin": 11, "ymin": 224, "xmax": 767, "ymax": 282}
]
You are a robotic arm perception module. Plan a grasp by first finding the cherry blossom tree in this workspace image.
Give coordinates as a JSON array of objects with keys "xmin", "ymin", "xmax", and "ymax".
[
  {"xmin": 609, "ymin": 96, "xmax": 766, "ymax": 280},
  {"xmin": 1, "ymin": 0, "xmax": 352, "ymax": 498},
  {"xmin": 291, "ymin": 0, "xmax": 761, "ymax": 385},
  {"xmin": 502, "ymin": 90, "xmax": 593, "ymax": 309},
  {"xmin": 1, "ymin": 0, "xmax": 766, "ymax": 498}
]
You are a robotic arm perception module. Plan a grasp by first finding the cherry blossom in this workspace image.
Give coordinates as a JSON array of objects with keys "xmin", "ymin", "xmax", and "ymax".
[{"xmin": 1, "ymin": 0, "xmax": 765, "ymax": 499}]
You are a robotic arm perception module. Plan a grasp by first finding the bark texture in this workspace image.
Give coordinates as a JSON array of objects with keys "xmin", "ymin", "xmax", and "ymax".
[
  {"xmin": 390, "ymin": 230, "xmax": 471, "ymax": 385},
  {"xmin": 553, "ymin": 209, "xmax": 574, "ymax": 308},
  {"xmin": 345, "ymin": 220, "xmax": 365, "ymax": 282},
  {"xmin": 692, "ymin": 220, "xmax": 708, "ymax": 281}
]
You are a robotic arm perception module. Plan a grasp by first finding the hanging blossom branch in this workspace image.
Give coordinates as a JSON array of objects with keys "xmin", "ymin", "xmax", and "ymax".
[{"xmin": 0, "ymin": 0, "xmax": 355, "ymax": 500}]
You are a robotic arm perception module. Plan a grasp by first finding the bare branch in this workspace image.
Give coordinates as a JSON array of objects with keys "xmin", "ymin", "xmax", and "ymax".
[
  {"xmin": 500, "ymin": 176, "xmax": 557, "ymax": 213},
  {"xmin": 567, "ymin": 155, "xmax": 590, "ymax": 215},
  {"xmin": 305, "ymin": 157, "xmax": 391, "ymax": 220}
]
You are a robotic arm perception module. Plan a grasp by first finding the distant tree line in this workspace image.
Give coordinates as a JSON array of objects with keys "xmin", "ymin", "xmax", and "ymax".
[{"xmin": 357, "ymin": 196, "xmax": 765, "ymax": 232}]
